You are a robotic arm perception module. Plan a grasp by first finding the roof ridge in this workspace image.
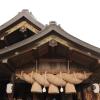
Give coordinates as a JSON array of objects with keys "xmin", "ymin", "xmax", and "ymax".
[
  {"xmin": 0, "ymin": 9, "xmax": 44, "ymax": 33},
  {"xmin": 18, "ymin": 9, "xmax": 35, "ymax": 18}
]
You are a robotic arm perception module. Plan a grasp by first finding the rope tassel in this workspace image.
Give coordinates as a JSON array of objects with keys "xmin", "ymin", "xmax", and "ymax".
[
  {"xmin": 65, "ymin": 83, "xmax": 76, "ymax": 94},
  {"xmin": 31, "ymin": 82, "xmax": 42, "ymax": 93},
  {"xmin": 48, "ymin": 84, "xmax": 59, "ymax": 94}
]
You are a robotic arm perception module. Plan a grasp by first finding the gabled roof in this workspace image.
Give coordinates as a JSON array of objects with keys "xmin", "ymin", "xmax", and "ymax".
[
  {"xmin": 0, "ymin": 9, "xmax": 44, "ymax": 32},
  {"xmin": 0, "ymin": 21, "xmax": 100, "ymax": 59}
]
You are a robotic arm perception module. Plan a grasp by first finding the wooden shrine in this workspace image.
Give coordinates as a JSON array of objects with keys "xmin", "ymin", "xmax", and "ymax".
[{"xmin": 0, "ymin": 9, "xmax": 100, "ymax": 100}]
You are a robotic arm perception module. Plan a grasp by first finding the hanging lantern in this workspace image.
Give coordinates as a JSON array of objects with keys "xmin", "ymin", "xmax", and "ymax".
[
  {"xmin": 65, "ymin": 83, "xmax": 76, "ymax": 94},
  {"xmin": 6, "ymin": 83, "xmax": 13, "ymax": 94},
  {"xmin": 48, "ymin": 84, "xmax": 59, "ymax": 94},
  {"xmin": 31, "ymin": 82, "xmax": 42, "ymax": 93}
]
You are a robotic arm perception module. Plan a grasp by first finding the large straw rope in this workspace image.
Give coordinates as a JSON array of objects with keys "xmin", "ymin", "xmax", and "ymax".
[
  {"xmin": 76, "ymin": 72, "xmax": 92, "ymax": 80},
  {"xmin": 62, "ymin": 60, "xmax": 82, "ymax": 84},
  {"xmin": 47, "ymin": 74, "xmax": 66, "ymax": 86},
  {"xmin": 33, "ymin": 72, "xmax": 49, "ymax": 87},
  {"xmin": 16, "ymin": 71, "xmax": 92, "ymax": 85},
  {"xmin": 61, "ymin": 73, "xmax": 83, "ymax": 84}
]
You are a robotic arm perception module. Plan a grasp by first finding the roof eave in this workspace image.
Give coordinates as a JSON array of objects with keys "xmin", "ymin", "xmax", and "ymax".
[{"xmin": 0, "ymin": 9, "xmax": 44, "ymax": 32}]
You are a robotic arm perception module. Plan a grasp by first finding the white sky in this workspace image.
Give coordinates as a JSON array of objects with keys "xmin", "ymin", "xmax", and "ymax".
[{"xmin": 0, "ymin": 0, "xmax": 100, "ymax": 48}]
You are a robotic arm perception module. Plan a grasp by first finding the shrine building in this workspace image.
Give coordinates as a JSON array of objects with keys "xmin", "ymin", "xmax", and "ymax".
[{"xmin": 0, "ymin": 9, "xmax": 100, "ymax": 100}]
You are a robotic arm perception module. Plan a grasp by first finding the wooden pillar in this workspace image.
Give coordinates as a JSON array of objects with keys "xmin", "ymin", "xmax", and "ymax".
[
  {"xmin": 82, "ymin": 87, "xmax": 99, "ymax": 100},
  {"xmin": 8, "ymin": 94, "xmax": 13, "ymax": 100},
  {"xmin": 61, "ymin": 94, "xmax": 73, "ymax": 100},
  {"xmin": 33, "ymin": 93, "xmax": 46, "ymax": 100},
  {"xmin": 97, "ymin": 93, "xmax": 100, "ymax": 100},
  {"xmin": 93, "ymin": 93, "xmax": 100, "ymax": 100},
  {"xmin": 33, "ymin": 94, "xmax": 38, "ymax": 100},
  {"xmin": 81, "ymin": 88, "xmax": 87, "ymax": 100},
  {"xmin": 66, "ymin": 94, "xmax": 73, "ymax": 100},
  {"xmin": 77, "ymin": 91, "xmax": 82, "ymax": 100}
]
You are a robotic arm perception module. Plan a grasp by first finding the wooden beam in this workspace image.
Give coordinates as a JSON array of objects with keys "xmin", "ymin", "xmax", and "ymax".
[
  {"xmin": 7, "ymin": 60, "xmax": 16, "ymax": 73},
  {"xmin": 90, "ymin": 59, "xmax": 100, "ymax": 72},
  {"xmin": 0, "ymin": 35, "xmax": 99, "ymax": 60},
  {"xmin": 6, "ymin": 21, "xmax": 39, "ymax": 35},
  {"xmin": 37, "ymin": 35, "xmax": 94, "ymax": 60},
  {"xmin": 0, "ymin": 63, "xmax": 12, "ymax": 76}
]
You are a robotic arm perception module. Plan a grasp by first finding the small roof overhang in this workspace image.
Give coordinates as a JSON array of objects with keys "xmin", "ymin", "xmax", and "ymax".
[{"xmin": 0, "ymin": 9, "xmax": 44, "ymax": 37}]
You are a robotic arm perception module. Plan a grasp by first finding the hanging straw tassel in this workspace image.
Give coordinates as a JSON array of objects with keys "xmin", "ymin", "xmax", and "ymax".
[
  {"xmin": 48, "ymin": 84, "xmax": 59, "ymax": 94},
  {"xmin": 65, "ymin": 83, "xmax": 76, "ymax": 94},
  {"xmin": 47, "ymin": 74, "xmax": 66, "ymax": 86},
  {"xmin": 31, "ymin": 82, "xmax": 42, "ymax": 93},
  {"xmin": 33, "ymin": 72, "xmax": 49, "ymax": 87}
]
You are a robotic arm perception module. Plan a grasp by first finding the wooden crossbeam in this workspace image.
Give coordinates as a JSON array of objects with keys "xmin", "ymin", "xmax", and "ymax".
[
  {"xmin": 0, "ymin": 35, "xmax": 99, "ymax": 60},
  {"xmin": 32, "ymin": 35, "xmax": 99, "ymax": 60}
]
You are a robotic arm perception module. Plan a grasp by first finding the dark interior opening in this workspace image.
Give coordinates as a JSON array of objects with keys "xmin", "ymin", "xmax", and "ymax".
[{"xmin": 5, "ymin": 28, "xmax": 34, "ymax": 46}]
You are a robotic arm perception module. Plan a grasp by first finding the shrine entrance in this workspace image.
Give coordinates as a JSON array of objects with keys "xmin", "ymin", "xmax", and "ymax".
[
  {"xmin": 45, "ymin": 94, "xmax": 77, "ymax": 100},
  {"xmin": 32, "ymin": 93, "xmax": 62, "ymax": 100},
  {"xmin": 12, "ymin": 82, "xmax": 78, "ymax": 100},
  {"xmin": 15, "ymin": 93, "xmax": 77, "ymax": 100}
]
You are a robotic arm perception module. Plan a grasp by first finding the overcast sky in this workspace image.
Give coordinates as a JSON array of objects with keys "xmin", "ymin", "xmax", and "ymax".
[{"xmin": 0, "ymin": 0, "xmax": 100, "ymax": 48}]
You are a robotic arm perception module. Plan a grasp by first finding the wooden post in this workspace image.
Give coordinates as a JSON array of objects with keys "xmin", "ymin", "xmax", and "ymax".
[
  {"xmin": 33, "ymin": 93, "xmax": 39, "ymax": 100},
  {"xmin": 8, "ymin": 93, "xmax": 14, "ymax": 100},
  {"xmin": 7, "ymin": 74, "xmax": 15, "ymax": 100},
  {"xmin": 97, "ymin": 93, "xmax": 100, "ymax": 100},
  {"xmin": 77, "ymin": 91, "xmax": 82, "ymax": 100}
]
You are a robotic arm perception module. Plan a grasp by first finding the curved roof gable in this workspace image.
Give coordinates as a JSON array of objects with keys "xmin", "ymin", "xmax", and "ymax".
[
  {"xmin": 42, "ymin": 22, "xmax": 100, "ymax": 54},
  {"xmin": 0, "ymin": 21, "xmax": 100, "ymax": 59},
  {"xmin": 0, "ymin": 9, "xmax": 44, "ymax": 32}
]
